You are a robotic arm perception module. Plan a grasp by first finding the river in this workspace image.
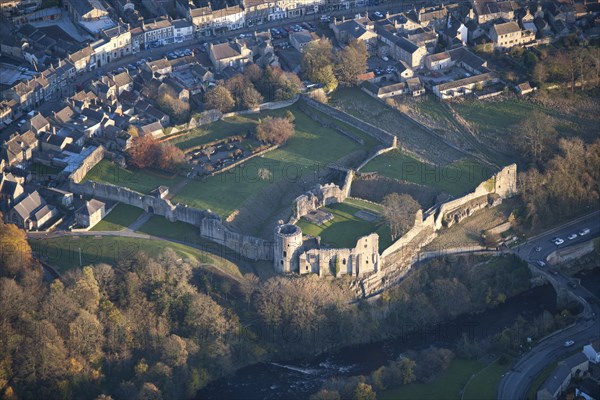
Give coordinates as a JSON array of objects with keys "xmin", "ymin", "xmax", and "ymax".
[{"xmin": 197, "ymin": 284, "xmax": 562, "ymax": 400}]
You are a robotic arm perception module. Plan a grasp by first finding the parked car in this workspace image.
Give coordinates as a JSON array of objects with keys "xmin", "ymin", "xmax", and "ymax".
[
  {"xmin": 579, "ymin": 228, "xmax": 590, "ymax": 236},
  {"xmin": 536, "ymin": 260, "xmax": 546, "ymax": 267},
  {"xmin": 568, "ymin": 233, "xmax": 578, "ymax": 240},
  {"xmin": 552, "ymin": 237, "xmax": 564, "ymax": 245},
  {"xmin": 548, "ymin": 269, "xmax": 559, "ymax": 275},
  {"xmin": 564, "ymin": 340, "xmax": 575, "ymax": 347},
  {"xmin": 568, "ymin": 281, "xmax": 577, "ymax": 288},
  {"xmin": 534, "ymin": 246, "xmax": 542, "ymax": 252}
]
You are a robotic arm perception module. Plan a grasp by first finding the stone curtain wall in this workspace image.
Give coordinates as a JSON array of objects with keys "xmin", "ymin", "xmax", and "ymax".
[
  {"xmin": 300, "ymin": 95, "xmax": 397, "ymax": 147},
  {"xmin": 292, "ymin": 170, "xmax": 355, "ymax": 221},
  {"xmin": 69, "ymin": 145, "xmax": 105, "ymax": 183},
  {"xmin": 220, "ymin": 96, "xmax": 300, "ymax": 118},
  {"xmin": 69, "ymin": 180, "xmax": 274, "ymax": 260}
]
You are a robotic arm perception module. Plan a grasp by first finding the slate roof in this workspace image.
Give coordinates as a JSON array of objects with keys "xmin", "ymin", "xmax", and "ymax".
[
  {"xmin": 12, "ymin": 191, "xmax": 46, "ymax": 220},
  {"xmin": 77, "ymin": 199, "xmax": 105, "ymax": 216}
]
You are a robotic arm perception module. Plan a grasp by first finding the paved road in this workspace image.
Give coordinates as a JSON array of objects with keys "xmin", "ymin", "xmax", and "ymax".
[{"xmin": 497, "ymin": 210, "xmax": 600, "ymax": 400}]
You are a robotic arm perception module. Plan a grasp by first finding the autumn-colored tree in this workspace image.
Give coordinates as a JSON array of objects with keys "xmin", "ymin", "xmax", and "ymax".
[
  {"xmin": 255, "ymin": 116, "xmax": 295, "ymax": 145},
  {"xmin": 158, "ymin": 143, "xmax": 186, "ymax": 170},
  {"xmin": 225, "ymin": 75, "xmax": 263, "ymax": 110},
  {"xmin": 253, "ymin": 66, "xmax": 301, "ymax": 101},
  {"xmin": 0, "ymin": 218, "xmax": 33, "ymax": 278},
  {"xmin": 334, "ymin": 40, "xmax": 368, "ymax": 86},
  {"xmin": 127, "ymin": 135, "xmax": 160, "ymax": 169},
  {"xmin": 128, "ymin": 125, "xmax": 139, "ymax": 138},
  {"xmin": 302, "ymin": 39, "xmax": 338, "ymax": 93},
  {"xmin": 204, "ymin": 85, "xmax": 235, "ymax": 112},
  {"xmin": 352, "ymin": 383, "xmax": 376, "ymax": 400}
]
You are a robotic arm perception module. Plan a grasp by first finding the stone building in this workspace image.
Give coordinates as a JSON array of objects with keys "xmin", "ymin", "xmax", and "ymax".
[{"xmin": 274, "ymin": 224, "xmax": 303, "ymax": 273}]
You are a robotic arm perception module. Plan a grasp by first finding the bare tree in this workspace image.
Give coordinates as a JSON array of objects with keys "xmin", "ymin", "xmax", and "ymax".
[{"xmin": 381, "ymin": 193, "xmax": 420, "ymax": 240}]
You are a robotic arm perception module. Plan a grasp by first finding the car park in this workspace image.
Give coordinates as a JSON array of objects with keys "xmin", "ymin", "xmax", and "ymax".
[
  {"xmin": 564, "ymin": 340, "xmax": 575, "ymax": 347},
  {"xmin": 579, "ymin": 228, "xmax": 590, "ymax": 236},
  {"xmin": 568, "ymin": 233, "xmax": 577, "ymax": 240}
]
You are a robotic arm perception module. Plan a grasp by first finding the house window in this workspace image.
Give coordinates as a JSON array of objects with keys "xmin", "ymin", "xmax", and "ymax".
[
  {"xmin": 343, "ymin": 258, "xmax": 346, "ymax": 265},
  {"xmin": 283, "ymin": 251, "xmax": 287, "ymax": 258}
]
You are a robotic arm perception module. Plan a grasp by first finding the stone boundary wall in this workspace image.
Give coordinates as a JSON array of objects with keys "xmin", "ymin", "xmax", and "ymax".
[
  {"xmin": 221, "ymin": 96, "xmax": 300, "ymax": 118},
  {"xmin": 380, "ymin": 164, "xmax": 517, "ymax": 261},
  {"xmin": 546, "ymin": 240, "xmax": 596, "ymax": 266},
  {"xmin": 296, "ymin": 101, "xmax": 365, "ymax": 145},
  {"xmin": 69, "ymin": 145, "xmax": 105, "ymax": 183},
  {"xmin": 299, "ymin": 95, "xmax": 397, "ymax": 147},
  {"xmin": 69, "ymin": 180, "xmax": 274, "ymax": 260}
]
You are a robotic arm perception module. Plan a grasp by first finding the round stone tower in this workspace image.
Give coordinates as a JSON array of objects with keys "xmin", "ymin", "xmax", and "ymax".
[{"xmin": 274, "ymin": 224, "xmax": 303, "ymax": 273}]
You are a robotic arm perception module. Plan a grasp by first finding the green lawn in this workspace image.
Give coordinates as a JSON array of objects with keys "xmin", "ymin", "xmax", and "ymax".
[
  {"xmin": 28, "ymin": 235, "xmax": 244, "ymax": 278},
  {"xmin": 296, "ymin": 198, "xmax": 392, "ymax": 251},
  {"xmin": 84, "ymin": 106, "xmax": 373, "ymax": 220},
  {"xmin": 452, "ymin": 99, "xmax": 540, "ymax": 133},
  {"xmin": 137, "ymin": 215, "xmax": 201, "ymax": 242},
  {"xmin": 172, "ymin": 106, "xmax": 373, "ymax": 218},
  {"xmin": 85, "ymin": 159, "xmax": 184, "ymax": 195},
  {"xmin": 379, "ymin": 358, "xmax": 485, "ymax": 400},
  {"xmin": 362, "ymin": 150, "xmax": 494, "ymax": 196},
  {"xmin": 136, "ymin": 215, "xmax": 256, "ymax": 276},
  {"xmin": 463, "ymin": 359, "xmax": 513, "ymax": 400},
  {"xmin": 90, "ymin": 203, "xmax": 144, "ymax": 231}
]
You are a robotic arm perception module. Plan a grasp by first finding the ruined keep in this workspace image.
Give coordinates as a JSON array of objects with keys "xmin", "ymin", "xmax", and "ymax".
[
  {"xmin": 274, "ymin": 224, "xmax": 303, "ymax": 273},
  {"xmin": 298, "ymin": 233, "xmax": 380, "ymax": 277}
]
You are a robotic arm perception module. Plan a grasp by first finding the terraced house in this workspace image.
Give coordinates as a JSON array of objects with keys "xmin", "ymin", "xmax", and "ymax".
[
  {"xmin": 211, "ymin": 5, "xmax": 245, "ymax": 33},
  {"xmin": 91, "ymin": 25, "xmax": 133, "ymax": 68},
  {"xmin": 143, "ymin": 18, "xmax": 174, "ymax": 47}
]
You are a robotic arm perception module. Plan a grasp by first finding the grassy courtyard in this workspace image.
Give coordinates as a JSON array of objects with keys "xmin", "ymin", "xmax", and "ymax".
[
  {"xmin": 84, "ymin": 106, "xmax": 375, "ymax": 220},
  {"xmin": 171, "ymin": 106, "xmax": 375, "ymax": 218},
  {"xmin": 90, "ymin": 203, "xmax": 144, "ymax": 231},
  {"xmin": 296, "ymin": 198, "xmax": 392, "ymax": 251},
  {"xmin": 361, "ymin": 150, "xmax": 493, "ymax": 196},
  {"xmin": 28, "ymin": 235, "xmax": 244, "ymax": 278},
  {"xmin": 85, "ymin": 159, "xmax": 184, "ymax": 195}
]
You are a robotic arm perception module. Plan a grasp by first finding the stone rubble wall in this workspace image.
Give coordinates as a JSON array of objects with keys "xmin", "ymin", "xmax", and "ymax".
[
  {"xmin": 68, "ymin": 145, "xmax": 105, "ymax": 183},
  {"xmin": 69, "ymin": 180, "xmax": 274, "ymax": 260}
]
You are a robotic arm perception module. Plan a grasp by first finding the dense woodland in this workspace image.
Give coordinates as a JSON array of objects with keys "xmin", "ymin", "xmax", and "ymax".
[{"xmin": 0, "ymin": 217, "xmax": 534, "ymax": 400}]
